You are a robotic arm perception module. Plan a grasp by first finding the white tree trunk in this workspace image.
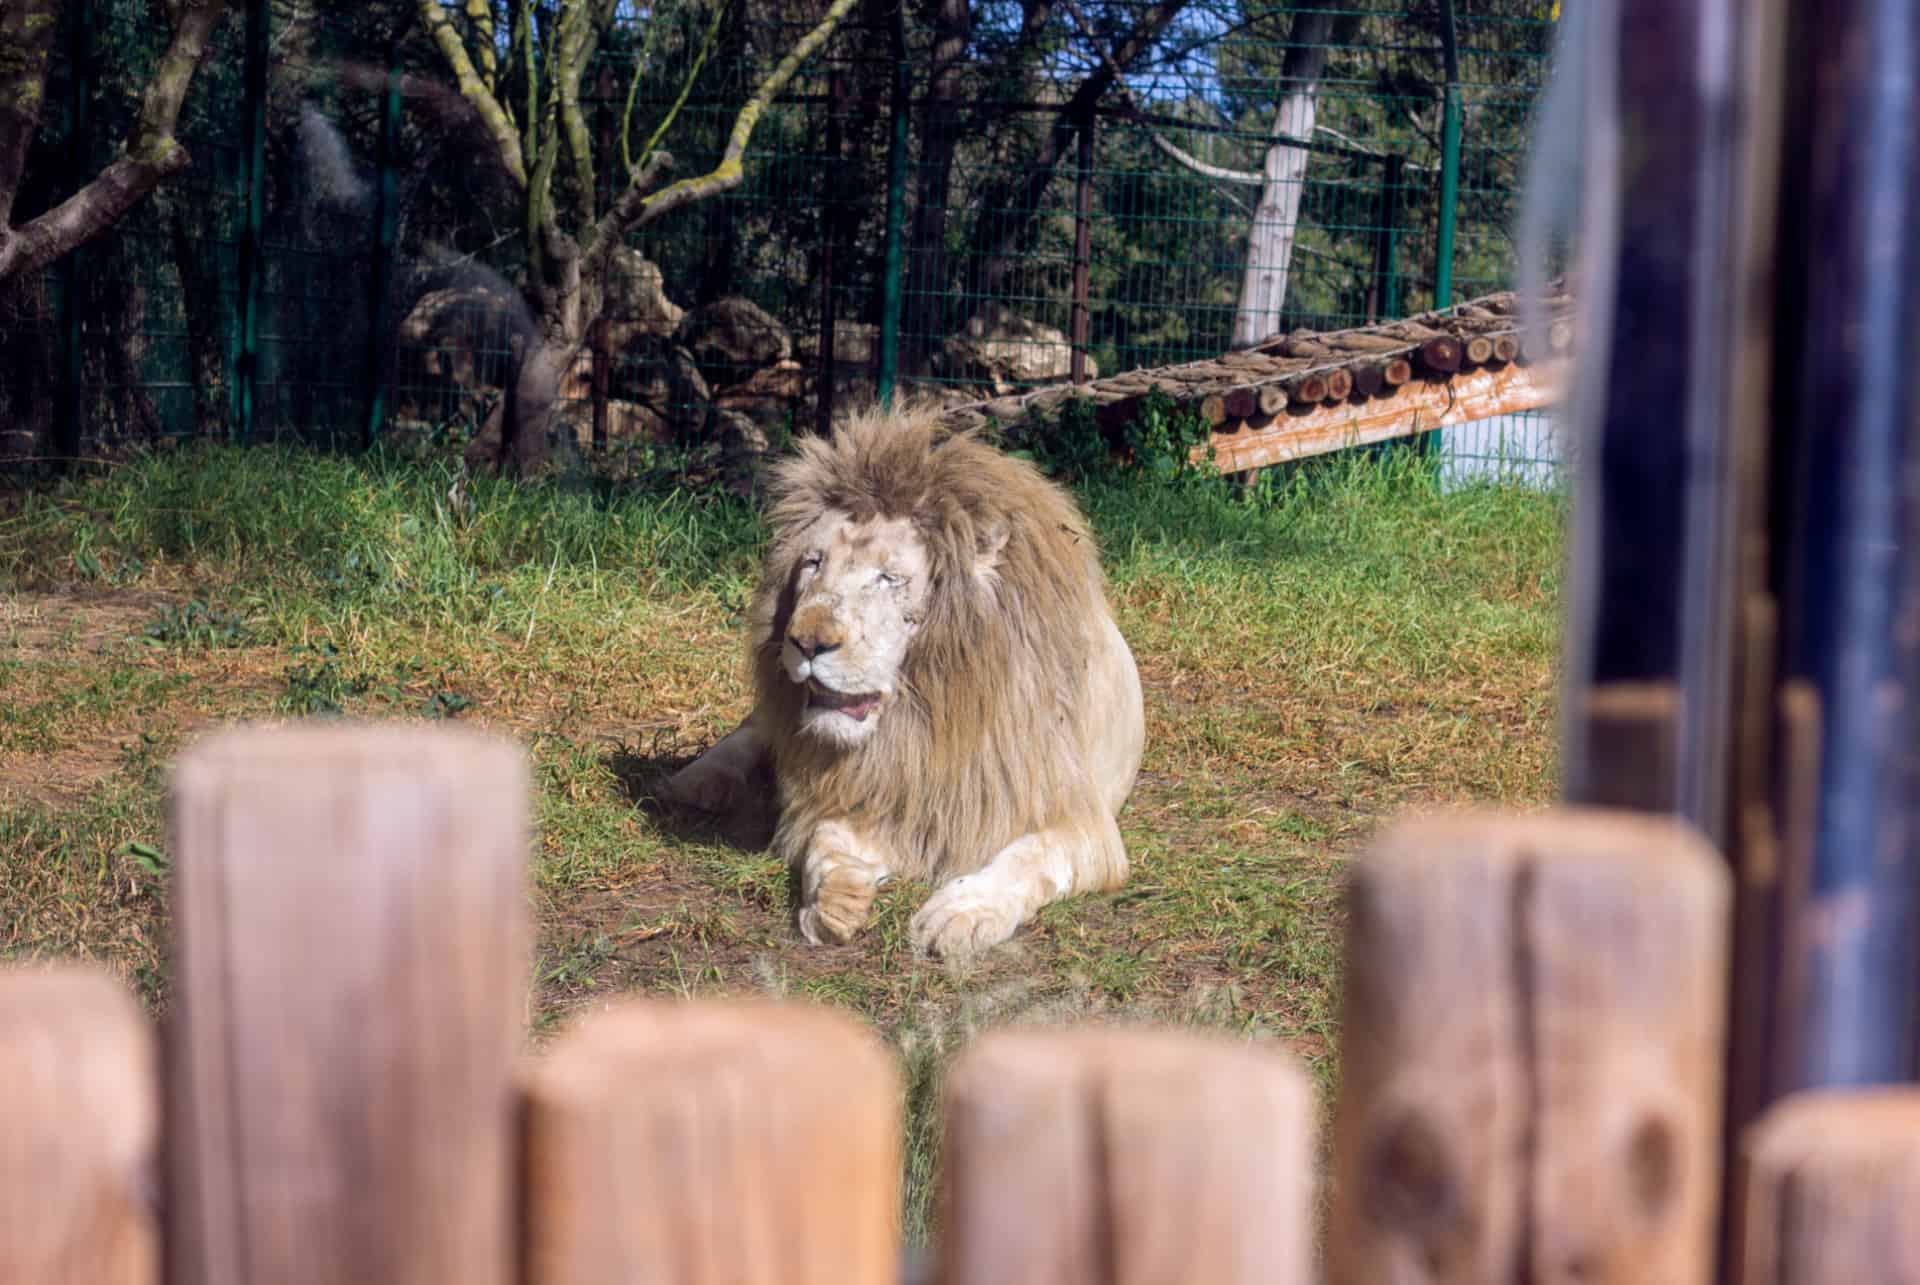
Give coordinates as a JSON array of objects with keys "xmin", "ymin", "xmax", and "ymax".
[{"xmin": 1232, "ymin": 83, "xmax": 1320, "ymax": 348}]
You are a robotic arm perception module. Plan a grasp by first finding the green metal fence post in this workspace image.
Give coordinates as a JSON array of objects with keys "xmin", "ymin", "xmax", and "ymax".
[
  {"xmin": 55, "ymin": 0, "xmax": 93, "ymax": 464},
  {"xmin": 875, "ymin": 0, "xmax": 910, "ymax": 411},
  {"xmin": 1433, "ymin": 0, "xmax": 1463, "ymax": 312},
  {"xmin": 363, "ymin": 62, "xmax": 402, "ymax": 448},
  {"xmin": 232, "ymin": 0, "xmax": 270, "ymax": 445}
]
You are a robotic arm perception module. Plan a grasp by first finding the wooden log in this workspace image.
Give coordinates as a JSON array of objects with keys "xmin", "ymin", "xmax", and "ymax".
[
  {"xmin": 1323, "ymin": 367, "xmax": 1354, "ymax": 401},
  {"xmin": 1572, "ymin": 681, "xmax": 1683, "ymax": 812},
  {"xmin": 941, "ymin": 1026, "xmax": 1314, "ymax": 1285},
  {"xmin": 1202, "ymin": 358, "xmax": 1561, "ymax": 473},
  {"xmin": 1348, "ymin": 362, "xmax": 1385, "ymax": 398},
  {"xmin": 1417, "ymin": 334, "xmax": 1464, "ymax": 373},
  {"xmin": 1286, "ymin": 372, "xmax": 1329, "ymax": 405},
  {"xmin": 1731, "ymin": 1089, "xmax": 1920, "ymax": 1285},
  {"xmin": 1493, "ymin": 334, "xmax": 1521, "ymax": 362},
  {"xmin": 1325, "ymin": 331, "xmax": 1416, "ymax": 355},
  {"xmin": 523, "ymin": 999, "xmax": 900, "ymax": 1285},
  {"xmin": 1223, "ymin": 386, "xmax": 1260, "ymax": 419},
  {"xmin": 1258, "ymin": 384, "xmax": 1291, "ymax": 415},
  {"xmin": 0, "ymin": 965, "xmax": 158, "ymax": 1285},
  {"xmin": 1198, "ymin": 393, "xmax": 1228, "ymax": 426},
  {"xmin": 1381, "ymin": 356, "xmax": 1414, "ymax": 386},
  {"xmin": 1464, "ymin": 334, "xmax": 1496, "ymax": 364},
  {"xmin": 166, "ymin": 723, "xmax": 531, "ymax": 1285},
  {"xmin": 1328, "ymin": 809, "xmax": 1729, "ymax": 1285}
]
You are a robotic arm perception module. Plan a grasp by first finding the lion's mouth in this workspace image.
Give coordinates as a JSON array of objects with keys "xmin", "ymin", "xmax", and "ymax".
[{"xmin": 807, "ymin": 680, "xmax": 882, "ymax": 722}]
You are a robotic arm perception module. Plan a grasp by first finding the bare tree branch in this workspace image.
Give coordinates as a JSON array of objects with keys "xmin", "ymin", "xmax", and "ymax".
[
  {"xmin": 1057, "ymin": 0, "xmax": 1262, "ymax": 186},
  {"xmin": 0, "ymin": 0, "xmax": 231, "ymax": 281},
  {"xmin": 419, "ymin": 0, "xmax": 528, "ymax": 186},
  {"xmin": 624, "ymin": 0, "xmax": 860, "ymax": 231}
]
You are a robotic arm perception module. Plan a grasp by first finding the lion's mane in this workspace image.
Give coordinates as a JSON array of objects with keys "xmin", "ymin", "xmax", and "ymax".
[{"xmin": 748, "ymin": 402, "xmax": 1119, "ymax": 885}]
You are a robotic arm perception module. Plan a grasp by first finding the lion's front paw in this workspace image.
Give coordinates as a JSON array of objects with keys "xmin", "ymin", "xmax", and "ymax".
[
  {"xmin": 657, "ymin": 763, "xmax": 740, "ymax": 814},
  {"xmin": 797, "ymin": 860, "xmax": 881, "ymax": 946},
  {"xmin": 910, "ymin": 876, "xmax": 1023, "ymax": 962}
]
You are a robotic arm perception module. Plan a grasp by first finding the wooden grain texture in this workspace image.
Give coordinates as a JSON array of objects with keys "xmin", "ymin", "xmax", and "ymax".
[
  {"xmin": 1329, "ymin": 808, "xmax": 1730, "ymax": 1285},
  {"xmin": 165, "ymin": 722, "xmax": 532, "ymax": 1285},
  {"xmin": 522, "ymin": 999, "xmax": 901, "ymax": 1285},
  {"xmin": 1732, "ymin": 1089, "xmax": 1920, "ymax": 1284},
  {"xmin": 940, "ymin": 1025, "xmax": 1314, "ymax": 1285},
  {"xmin": 1205, "ymin": 359, "xmax": 1563, "ymax": 475},
  {"xmin": 0, "ymin": 965, "xmax": 158, "ymax": 1285},
  {"xmin": 1573, "ymin": 681, "xmax": 1683, "ymax": 812}
]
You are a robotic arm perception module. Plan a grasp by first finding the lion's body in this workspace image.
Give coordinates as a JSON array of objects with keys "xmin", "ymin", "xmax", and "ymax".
[{"xmin": 663, "ymin": 403, "xmax": 1144, "ymax": 959}]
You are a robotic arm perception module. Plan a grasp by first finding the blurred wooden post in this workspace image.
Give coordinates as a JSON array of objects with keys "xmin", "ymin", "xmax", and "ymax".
[
  {"xmin": 938, "ymin": 1026, "xmax": 1315, "ymax": 1285},
  {"xmin": 164, "ymin": 723, "xmax": 531, "ymax": 1285},
  {"xmin": 1328, "ymin": 810, "xmax": 1730, "ymax": 1284},
  {"xmin": 522, "ymin": 999, "xmax": 901, "ymax": 1284},
  {"xmin": 1731, "ymin": 1089, "xmax": 1920, "ymax": 1284},
  {"xmin": 0, "ymin": 965, "xmax": 158, "ymax": 1284}
]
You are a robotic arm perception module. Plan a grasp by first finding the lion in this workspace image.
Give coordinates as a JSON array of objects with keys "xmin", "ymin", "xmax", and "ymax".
[{"xmin": 660, "ymin": 401, "xmax": 1145, "ymax": 961}]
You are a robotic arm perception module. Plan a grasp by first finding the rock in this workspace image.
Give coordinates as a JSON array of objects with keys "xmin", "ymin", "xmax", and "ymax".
[
  {"xmin": 941, "ymin": 307, "xmax": 1096, "ymax": 395},
  {"xmin": 602, "ymin": 248, "xmax": 684, "ymax": 337},
  {"xmin": 395, "ymin": 287, "xmax": 526, "ymax": 397},
  {"xmin": 794, "ymin": 320, "xmax": 880, "ymax": 368},
  {"xmin": 712, "ymin": 408, "xmax": 772, "ymax": 498},
  {"xmin": 676, "ymin": 297, "xmax": 792, "ymax": 387},
  {"xmin": 556, "ymin": 396, "xmax": 671, "ymax": 452},
  {"xmin": 713, "ymin": 360, "xmax": 808, "ymax": 436},
  {"xmin": 559, "ymin": 334, "xmax": 711, "ymax": 448}
]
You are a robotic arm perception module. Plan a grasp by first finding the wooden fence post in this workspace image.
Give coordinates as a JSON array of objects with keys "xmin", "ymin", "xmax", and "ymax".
[
  {"xmin": 937, "ymin": 1026, "xmax": 1315, "ymax": 1285},
  {"xmin": 521, "ymin": 998, "xmax": 901, "ymax": 1284},
  {"xmin": 1328, "ymin": 809, "xmax": 1730, "ymax": 1284},
  {"xmin": 0, "ymin": 964, "xmax": 158, "ymax": 1284},
  {"xmin": 1731, "ymin": 1088, "xmax": 1920, "ymax": 1284},
  {"xmin": 163, "ymin": 723, "xmax": 531, "ymax": 1285}
]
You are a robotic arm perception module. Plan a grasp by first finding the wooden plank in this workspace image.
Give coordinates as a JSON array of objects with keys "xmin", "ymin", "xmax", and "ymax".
[
  {"xmin": 1329, "ymin": 809, "xmax": 1729, "ymax": 1285},
  {"xmin": 940, "ymin": 1026, "xmax": 1314, "ymax": 1285},
  {"xmin": 165, "ymin": 723, "xmax": 531, "ymax": 1285},
  {"xmin": 1732, "ymin": 1089, "xmax": 1920, "ymax": 1284},
  {"xmin": 523, "ymin": 999, "xmax": 900, "ymax": 1285},
  {"xmin": 1204, "ymin": 358, "xmax": 1565, "ymax": 473},
  {"xmin": 0, "ymin": 965, "xmax": 158, "ymax": 1285}
]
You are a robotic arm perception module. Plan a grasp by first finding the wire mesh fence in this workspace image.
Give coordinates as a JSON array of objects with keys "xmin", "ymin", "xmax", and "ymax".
[{"xmin": 3, "ymin": 0, "xmax": 1561, "ymax": 485}]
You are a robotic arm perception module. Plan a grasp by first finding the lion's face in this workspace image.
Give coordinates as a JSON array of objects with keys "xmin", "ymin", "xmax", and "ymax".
[{"xmin": 778, "ymin": 510, "xmax": 933, "ymax": 747}]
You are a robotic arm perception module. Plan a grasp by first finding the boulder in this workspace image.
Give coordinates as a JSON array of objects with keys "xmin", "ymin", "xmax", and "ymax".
[
  {"xmin": 941, "ymin": 307, "xmax": 1096, "ymax": 395},
  {"xmin": 395, "ymin": 287, "xmax": 526, "ymax": 397},
  {"xmin": 602, "ymin": 248, "xmax": 684, "ymax": 337},
  {"xmin": 676, "ymin": 296, "xmax": 792, "ymax": 387}
]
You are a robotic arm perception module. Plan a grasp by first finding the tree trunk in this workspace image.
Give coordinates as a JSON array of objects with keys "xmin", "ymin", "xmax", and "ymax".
[
  {"xmin": 1230, "ymin": 9, "xmax": 1339, "ymax": 348},
  {"xmin": 902, "ymin": 0, "xmax": 970, "ymax": 370}
]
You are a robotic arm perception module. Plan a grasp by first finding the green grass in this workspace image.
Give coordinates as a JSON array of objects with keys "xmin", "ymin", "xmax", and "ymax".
[{"xmin": 0, "ymin": 439, "xmax": 1565, "ymax": 1246}]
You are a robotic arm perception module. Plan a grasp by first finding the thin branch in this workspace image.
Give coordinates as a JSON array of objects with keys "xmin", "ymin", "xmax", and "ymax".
[
  {"xmin": 630, "ymin": 0, "xmax": 730, "ymax": 177},
  {"xmin": 419, "ymin": 0, "xmax": 527, "ymax": 186},
  {"xmin": 625, "ymin": 0, "xmax": 859, "ymax": 232},
  {"xmin": 0, "ymin": 0, "xmax": 231, "ymax": 280},
  {"xmin": 618, "ymin": 0, "xmax": 676, "ymax": 179},
  {"xmin": 1057, "ymin": 0, "xmax": 1260, "ymax": 186},
  {"xmin": 1149, "ymin": 133, "xmax": 1261, "ymax": 185}
]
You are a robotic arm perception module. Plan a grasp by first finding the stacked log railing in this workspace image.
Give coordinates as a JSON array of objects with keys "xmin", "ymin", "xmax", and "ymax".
[{"xmin": 936, "ymin": 286, "xmax": 1575, "ymax": 473}]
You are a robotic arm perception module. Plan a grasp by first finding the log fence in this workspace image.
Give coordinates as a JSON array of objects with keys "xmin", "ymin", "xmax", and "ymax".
[{"xmin": 2, "ymin": 721, "xmax": 1914, "ymax": 1283}]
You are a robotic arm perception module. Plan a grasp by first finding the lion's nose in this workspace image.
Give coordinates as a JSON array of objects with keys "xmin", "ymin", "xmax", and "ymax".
[{"xmin": 789, "ymin": 631, "xmax": 840, "ymax": 659}]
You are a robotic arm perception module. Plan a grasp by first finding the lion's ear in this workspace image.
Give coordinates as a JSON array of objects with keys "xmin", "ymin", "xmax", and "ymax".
[{"xmin": 974, "ymin": 517, "xmax": 1010, "ymax": 579}]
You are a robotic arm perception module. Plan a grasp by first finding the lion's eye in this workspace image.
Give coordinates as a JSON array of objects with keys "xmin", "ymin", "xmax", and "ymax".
[
  {"xmin": 879, "ymin": 571, "xmax": 906, "ymax": 588},
  {"xmin": 801, "ymin": 553, "xmax": 823, "ymax": 573}
]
